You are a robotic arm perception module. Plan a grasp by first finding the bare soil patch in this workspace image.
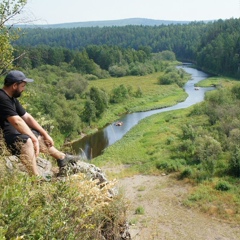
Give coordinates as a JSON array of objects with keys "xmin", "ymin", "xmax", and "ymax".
[{"xmin": 116, "ymin": 174, "xmax": 240, "ymax": 240}]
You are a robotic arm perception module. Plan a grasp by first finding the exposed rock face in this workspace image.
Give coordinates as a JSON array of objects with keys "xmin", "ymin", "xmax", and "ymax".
[
  {"xmin": 4, "ymin": 155, "xmax": 54, "ymax": 179},
  {"xmin": 58, "ymin": 160, "xmax": 108, "ymax": 184},
  {"xmin": 4, "ymin": 155, "xmax": 108, "ymax": 185}
]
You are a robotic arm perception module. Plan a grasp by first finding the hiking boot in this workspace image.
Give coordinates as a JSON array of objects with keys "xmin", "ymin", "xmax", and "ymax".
[{"xmin": 57, "ymin": 154, "xmax": 80, "ymax": 168}]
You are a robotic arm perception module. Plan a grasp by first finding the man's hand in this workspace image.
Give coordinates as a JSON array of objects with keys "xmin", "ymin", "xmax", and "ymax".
[{"xmin": 43, "ymin": 134, "xmax": 54, "ymax": 148}]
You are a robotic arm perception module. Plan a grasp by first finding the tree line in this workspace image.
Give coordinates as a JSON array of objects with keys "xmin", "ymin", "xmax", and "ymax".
[
  {"xmin": 13, "ymin": 18, "xmax": 240, "ymax": 78},
  {"xmin": 13, "ymin": 45, "xmax": 175, "ymax": 78}
]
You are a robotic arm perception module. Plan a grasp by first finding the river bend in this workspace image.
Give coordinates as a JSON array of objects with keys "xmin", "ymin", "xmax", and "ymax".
[{"xmin": 72, "ymin": 65, "xmax": 214, "ymax": 159}]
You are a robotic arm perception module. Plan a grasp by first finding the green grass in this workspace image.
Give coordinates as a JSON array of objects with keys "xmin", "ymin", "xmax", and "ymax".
[
  {"xmin": 89, "ymin": 72, "xmax": 188, "ymax": 128},
  {"xmin": 196, "ymin": 76, "xmax": 240, "ymax": 88},
  {"xmin": 135, "ymin": 206, "xmax": 145, "ymax": 215},
  {"xmin": 93, "ymin": 108, "xmax": 192, "ymax": 173},
  {"xmin": 183, "ymin": 178, "xmax": 240, "ymax": 222}
]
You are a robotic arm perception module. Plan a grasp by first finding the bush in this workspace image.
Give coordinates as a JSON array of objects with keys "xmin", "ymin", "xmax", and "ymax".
[
  {"xmin": 155, "ymin": 160, "xmax": 183, "ymax": 173},
  {"xmin": 84, "ymin": 74, "xmax": 99, "ymax": 80},
  {"xmin": 108, "ymin": 65, "xmax": 129, "ymax": 77},
  {"xmin": 179, "ymin": 167, "xmax": 193, "ymax": 179},
  {"xmin": 110, "ymin": 84, "xmax": 129, "ymax": 103},
  {"xmin": 215, "ymin": 180, "xmax": 232, "ymax": 191}
]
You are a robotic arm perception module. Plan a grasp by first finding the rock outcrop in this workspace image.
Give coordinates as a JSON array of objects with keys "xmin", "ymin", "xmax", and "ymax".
[{"xmin": 2, "ymin": 155, "xmax": 131, "ymax": 239}]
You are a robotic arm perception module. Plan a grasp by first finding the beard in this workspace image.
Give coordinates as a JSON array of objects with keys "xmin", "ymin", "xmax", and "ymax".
[{"xmin": 12, "ymin": 89, "xmax": 22, "ymax": 98}]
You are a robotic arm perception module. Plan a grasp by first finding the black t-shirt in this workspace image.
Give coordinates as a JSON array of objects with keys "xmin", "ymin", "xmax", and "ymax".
[{"xmin": 0, "ymin": 89, "xmax": 26, "ymax": 137}]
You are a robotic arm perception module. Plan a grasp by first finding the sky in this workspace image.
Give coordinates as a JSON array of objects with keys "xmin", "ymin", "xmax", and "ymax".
[{"xmin": 20, "ymin": 0, "xmax": 240, "ymax": 25}]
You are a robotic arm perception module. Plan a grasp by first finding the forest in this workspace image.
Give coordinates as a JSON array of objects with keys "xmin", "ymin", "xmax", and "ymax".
[{"xmin": 13, "ymin": 18, "xmax": 240, "ymax": 78}]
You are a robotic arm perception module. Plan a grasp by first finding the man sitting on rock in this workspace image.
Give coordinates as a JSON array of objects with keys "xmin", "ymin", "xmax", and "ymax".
[{"xmin": 0, "ymin": 70, "xmax": 79, "ymax": 178}]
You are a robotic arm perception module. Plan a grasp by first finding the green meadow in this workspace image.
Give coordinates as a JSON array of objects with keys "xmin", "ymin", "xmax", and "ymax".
[
  {"xmin": 88, "ymin": 70, "xmax": 188, "ymax": 128},
  {"xmin": 93, "ymin": 107, "xmax": 200, "ymax": 174}
]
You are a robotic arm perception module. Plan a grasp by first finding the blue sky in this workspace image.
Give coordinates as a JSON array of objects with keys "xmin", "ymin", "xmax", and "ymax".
[{"xmin": 21, "ymin": 0, "xmax": 240, "ymax": 24}]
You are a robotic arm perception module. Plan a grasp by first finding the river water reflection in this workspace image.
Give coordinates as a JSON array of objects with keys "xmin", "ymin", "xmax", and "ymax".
[{"xmin": 72, "ymin": 65, "xmax": 215, "ymax": 159}]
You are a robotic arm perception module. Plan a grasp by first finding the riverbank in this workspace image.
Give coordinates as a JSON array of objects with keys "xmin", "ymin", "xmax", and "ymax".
[{"xmin": 72, "ymin": 66, "xmax": 211, "ymax": 158}]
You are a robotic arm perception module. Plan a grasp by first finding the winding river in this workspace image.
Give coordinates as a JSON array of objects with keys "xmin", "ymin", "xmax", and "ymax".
[{"xmin": 72, "ymin": 65, "xmax": 215, "ymax": 159}]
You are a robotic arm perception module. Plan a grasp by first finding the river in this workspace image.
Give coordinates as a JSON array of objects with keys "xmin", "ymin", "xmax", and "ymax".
[{"xmin": 72, "ymin": 65, "xmax": 215, "ymax": 159}]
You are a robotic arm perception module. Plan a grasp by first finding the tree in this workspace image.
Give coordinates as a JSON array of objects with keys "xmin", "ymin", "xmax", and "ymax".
[
  {"xmin": 57, "ymin": 75, "xmax": 88, "ymax": 100},
  {"xmin": 110, "ymin": 84, "xmax": 129, "ymax": 103},
  {"xmin": 0, "ymin": 0, "xmax": 27, "ymax": 73},
  {"xmin": 89, "ymin": 87, "xmax": 108, "ymax": 117},
  {"xmin": 82, "ymin": 99, "xmax": 97, "ymax": 124}
]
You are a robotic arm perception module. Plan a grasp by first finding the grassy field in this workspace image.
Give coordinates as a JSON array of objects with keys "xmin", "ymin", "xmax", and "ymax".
[
  {"xmin": 89, "ymin": 71, "xmax": 188, "ymax": 128},
  {"xmin": 196, "ymin": 75, "xmax": 239, "ymax": 88},
  {"xmin": 93, "ymin": 107, "xmax": 196, "ymax": 174}
]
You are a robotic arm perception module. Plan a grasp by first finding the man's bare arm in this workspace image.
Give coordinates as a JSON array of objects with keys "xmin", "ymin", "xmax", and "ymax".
[{"xmin": 21, "ymin": 112, "xmax": 54, "ymax": 147}]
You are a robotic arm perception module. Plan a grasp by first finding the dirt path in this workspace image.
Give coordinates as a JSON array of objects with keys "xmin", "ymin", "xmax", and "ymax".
[{"xmin": 116, "ymin": 174, "xmax": 240, "ymax": 240}]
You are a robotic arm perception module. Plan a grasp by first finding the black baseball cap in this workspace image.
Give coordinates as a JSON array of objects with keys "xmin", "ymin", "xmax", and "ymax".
[{"xmin": 4, "ymin": 70, "xmax": 34, "ymax": 84}]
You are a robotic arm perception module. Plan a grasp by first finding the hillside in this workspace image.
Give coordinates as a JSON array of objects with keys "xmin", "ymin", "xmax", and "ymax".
[{"xmin": 16, "ymin": 17, "xmax": 193, "ymax": 28}]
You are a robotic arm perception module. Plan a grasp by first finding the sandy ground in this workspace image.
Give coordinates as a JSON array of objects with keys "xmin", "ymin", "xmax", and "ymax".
[{"xmin": 116, "ymin": 174, "xmax": 240, "ymax": 240}]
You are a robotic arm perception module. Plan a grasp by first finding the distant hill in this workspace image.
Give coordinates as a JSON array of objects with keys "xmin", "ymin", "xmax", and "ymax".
[{"xmin": 16, "ymin": 18, "xmax": 193, "ymax": 28}]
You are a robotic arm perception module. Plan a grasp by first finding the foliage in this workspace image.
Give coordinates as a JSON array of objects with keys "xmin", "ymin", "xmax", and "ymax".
[
  {"xmin": 0, "ymin": 0, "xmax": 27, "ymax": 73},
  {"xmin": 0, "ymin": 170, "xmax": 128, "ymax": 240},
  {"xmin": 215, "ymin": 180, "xmax": 232, "ymax": 191},
  {"xmin": 159, "ymin": 67, "xmax": 188, "ymax": 87},
  {"xmin": 13, "ymin": 23, "xmax": 205, "ymax": 64},
  {"xmin": 110, "ymin": 84, "xmax": 129, "ymax": 103},
  {"xmin": 108, "ymin": 64, "xmax": 129, "ymax": 77},
  {"xmin": 82, "ymin": 99, "xmax": 97, "ymax": 125},
  {"xmin": 156, "ymin": 159, "xmax": 184, "ymax": 173},
  {"xmin": 228, "ymin": 145, "xmax": 240, "ymax": 177},
  {"xmin": 135, "ymin": 86, "xmax": 143, "ymax": 98},
  {"xmin": 0, "ymin": 27, "xmax": 14, "ymax": 73},
  {"xmin": 13, "ymin": 18, "xmax": 240, "ymax": 78},
  {"xmin": 194, "ymin": 135, "xmax": 222, "ymax": 177},
  {"xmin": 56, "ymin": 74, "xmax": 88, "ymax": 100},
  {"xmin": 89, "ymin": 87, "xmax": 108, "ymax": 117},
  {"xmin": 14, "ymin": 44, "xmax": 159, "ymax": 78}
]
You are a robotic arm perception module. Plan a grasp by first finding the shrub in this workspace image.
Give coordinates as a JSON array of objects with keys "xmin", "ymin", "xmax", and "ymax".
[
  {"xmin": 0, "ymin": 171, "xmax": 128, "ymax": 240},
  {"xmin": 166, "ymin": 136, "xmax": 175, "ymax": 145},
  {"xmin": 179, "ymin": 167, "xmax": 193, "ymax": 179},
  {"xmin": 84, "ymin": 74, "xmax": 99, "ymax": 80},
  {"xmin": 110, "ymin": 84, "xmax": 129, "ymax": 103},
  {"xmin": 108, "ymin": 65, "xmax": 129, "ymax": 77},
  {"xmin": 215, "ymin": 180, "xmax": 232, "ymax": 191},
  {"xmin": 135, "ymin": 86, "xmax": 143, "ymax": 98},
  {"xmin": 156, "ymin": 160, "xmax": 183, "ymax": 173},
  {"xmin": 194, "ymin": 135, "xmax": 222, "ymax": 177}
]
